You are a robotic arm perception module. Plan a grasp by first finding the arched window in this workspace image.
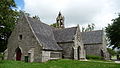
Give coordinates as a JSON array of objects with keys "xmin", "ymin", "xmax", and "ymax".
[{"xmin": 19, "ymin": 35, "xmax": 22, "ymax": 40}]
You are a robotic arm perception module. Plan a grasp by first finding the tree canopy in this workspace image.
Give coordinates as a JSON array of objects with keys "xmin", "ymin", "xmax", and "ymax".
[
  {"xmin": 0, "ymin": 0, "xmax": 19, "ymax": 52},
  {"xmin": 107, "ymin": 48, "xmax": 116, "ymax": 56},
  {"xmin": 105, "ymin": 14, "xmax": 120, "ymax": 49},
  {"xmin": 33, "ymin": 15, "xmax": 40, "ymax": 20},
  {"xmin": 82, "ymin": 23, "xmax": 95, "ymax": 32},
  {"xmin": 50, "ymin": 23, "xmax": 58, "ymax": 28}
]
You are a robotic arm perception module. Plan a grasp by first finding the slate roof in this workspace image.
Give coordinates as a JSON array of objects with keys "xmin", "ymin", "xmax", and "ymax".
[
  {"xmin": 24, "ymin": 15, "xmax": 103, "ymax": 50},
  {"xmin": 27, "ymin": 17, "xmax": 62, "ymax": 51},
  {"xmin": 53, "ymin": 27, "xmax": 77, "ymax": 42},
  {"xmin": 81, "ymin": 30, "xmax": 103, "ymax": 44}
]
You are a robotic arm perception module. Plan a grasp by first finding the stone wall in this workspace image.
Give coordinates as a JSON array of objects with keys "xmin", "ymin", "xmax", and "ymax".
[
  {"xmin": 42, "ymin": 51, "xmax": 62, "ymax": 62},
  {"xmin": 42, "ymin": 51, "xmax": 50, "ymax": 62},
  {"xmin": 58, "ymin": 42, "xmax": 74, "ymax": 59},
  {"xmin": 84, "ymin": 44, "xmax": 102, "ymax": 56},
  {"xmin": 50, "ymin": 51, "xmax": 62, "ymax": 59},
  {"xmin": 85, "ymin": 43, "xmax": 110, "ymax": 60},
  {"xmin": 7, "ymin": 15, "xmax": 42, "ymax": 62},
  {"xmin": 58, "ymin": 41, "xmax": 86, "ymax": 60},
  {"xmin": 57, "ymin": 25, "xmax": 86, "ymax": 60},
  {"xmin": 102, "ymin": 30, "xmax": 110, "ymax": 60},
  {"xmin": 84, "ymin": 30, "xmax": 110, "ymax": 60},
  {"xmin": 33, "ymin": 46, "xmax": 42, "ymax": 62}
]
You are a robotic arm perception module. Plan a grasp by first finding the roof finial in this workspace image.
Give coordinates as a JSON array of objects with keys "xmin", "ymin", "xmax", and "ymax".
[{"xmin": 58, "ymin": 11, "xmax": 61, "ymax": 16}]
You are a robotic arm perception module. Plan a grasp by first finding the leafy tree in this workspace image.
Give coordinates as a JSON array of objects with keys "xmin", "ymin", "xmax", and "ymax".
[
  {"xmin": 107, "ymin": 48, "xmax": 116, "ymax": 56},
  {"xmin": 82, "ymin": 23, "xmax": 95, "ymax": 32},
  {"xmin": 106, "ymin": 14, "xmax": 120, "ymax": 60},
  {"xmin": 105, "ymin": 14, "xmax": 120, "ymax": 49},
  {"xmin": 0, "ymin": 0, "xmax": 19, "ymax": 52},
  {"xmin": 19, "ymin": 10, "xmax": 30, "ymax": 17},
  {"xmin": 21, "ymin": 11, "xmax": 40, "ymax": 20},
  {"xmin": 50, "ymin": 23, "xmax": 58, "ymax": 28},
  {"xmin": 33, "ymin": 15, "xmax": 40, "ymax": 20}
]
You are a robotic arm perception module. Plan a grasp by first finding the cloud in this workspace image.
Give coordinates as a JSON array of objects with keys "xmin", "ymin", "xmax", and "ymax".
[{"xmin": 23, "ymin": 0, "xmax": 119, "ymax": 30}]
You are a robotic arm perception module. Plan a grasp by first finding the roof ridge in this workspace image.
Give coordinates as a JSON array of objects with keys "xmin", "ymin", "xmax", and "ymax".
[
  {"xmin": 82, "ymin": 30, "xmax": 103, "ymax": 33},
  {"xmin": 53, "ymin": 26, "xmax": 77, "ymax": 31}
]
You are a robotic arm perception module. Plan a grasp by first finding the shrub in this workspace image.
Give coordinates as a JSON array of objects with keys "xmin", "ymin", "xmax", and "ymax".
[
  {"xmin": 86, "ymin": 55, "xmax": 103, "ymax": 60},
  {"xmin": 107, "ymin": 48, "xmax": 116, "ymax": 56},
  {"xmin": 0, "ymin": 53, "xmax": 4, "ymax": 60}
]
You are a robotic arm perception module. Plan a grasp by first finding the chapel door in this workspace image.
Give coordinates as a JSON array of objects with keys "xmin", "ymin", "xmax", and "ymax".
[
  {"xmin": 101, "ymin": 50, "xmax": 104, "ymax": 59},
  {"xmin": 71, "ymin": 47, "xmax": 74, "ymax": 59},
  {"xmin": 78, "ymin": 46, "xmax": 81, "ymax": 60},
  {"xmin": 16, "ymin": 47, "xmax": 22, "ymax": 61}
]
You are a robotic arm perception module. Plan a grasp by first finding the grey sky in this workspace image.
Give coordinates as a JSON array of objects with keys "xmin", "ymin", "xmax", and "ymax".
[{"xmin": 23, "ymin": 0, "xmax": 120, "ymax": 30}]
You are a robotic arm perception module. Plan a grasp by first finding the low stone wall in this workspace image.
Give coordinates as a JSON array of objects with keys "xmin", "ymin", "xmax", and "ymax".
[
  {"xmin": 50, "ymin": 52, "xmax": 62, "ymax": 59},
  {"xmin": 42, "ymin": 51, "xmax": 62, "ymax": 62}
]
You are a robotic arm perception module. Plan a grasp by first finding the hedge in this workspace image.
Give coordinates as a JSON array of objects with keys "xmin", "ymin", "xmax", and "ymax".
[{"xmin": 86, "ymin": 55, "xmax": 103, "ymax": 60}]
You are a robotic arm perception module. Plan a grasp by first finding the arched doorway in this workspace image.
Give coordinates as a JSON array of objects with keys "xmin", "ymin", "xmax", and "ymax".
[
  {"xmin": 101, "ymin": 49, "xmax": 104, "ymax": 59},
  {"xmin": 78, "ymin": 46, "xmax": 81, "ymax": 60},
  {"xmin": 15, "ymin": 47, "xmax": 22, "ymax": 61},
  {"xmin": 71, "ymin": 47, "xmax": 74, "ymax": 59}
]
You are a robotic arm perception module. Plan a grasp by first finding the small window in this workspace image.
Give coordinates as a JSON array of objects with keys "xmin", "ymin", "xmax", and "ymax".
[{"xmin": 19, "ymin": 35, "xmax": 22, "ymax": 40}]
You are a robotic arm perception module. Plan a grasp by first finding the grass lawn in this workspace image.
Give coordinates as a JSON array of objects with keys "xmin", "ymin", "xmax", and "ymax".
[{"xmin": 0, "ymin": 59, "xmax": 120, "ymax": 68}]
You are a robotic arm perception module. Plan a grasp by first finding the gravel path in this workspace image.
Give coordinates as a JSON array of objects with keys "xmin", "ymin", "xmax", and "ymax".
[{"xmin": 115, "ymin": 61, "xmax": 120, "ymax": 63}]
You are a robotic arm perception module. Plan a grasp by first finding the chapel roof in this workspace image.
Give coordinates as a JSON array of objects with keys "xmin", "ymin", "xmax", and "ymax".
[
  {"xmin": 81, "ymin": 30, "xmax": 103, "ymax": 44},
  {"xmin": 53, "ymin": 27, "xmax": 77, "ymax": 43},
  {"xmin": 24, "ymin": 13, "xmax": 103, "ymax": 50},
  {"xmin": 26, "ymin": 17, "xmax": 62, "ymax": 51}
]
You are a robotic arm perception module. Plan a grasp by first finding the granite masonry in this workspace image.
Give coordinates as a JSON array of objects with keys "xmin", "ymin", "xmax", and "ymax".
[{"xmin": 4, "ymin": 12, "xmax": 109, "ymax": 62}]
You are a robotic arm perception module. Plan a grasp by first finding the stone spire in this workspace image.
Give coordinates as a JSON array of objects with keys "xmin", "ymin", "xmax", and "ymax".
[{"xmin": 56, "ymin": 12, "xmax": 65, "ymax": 28}]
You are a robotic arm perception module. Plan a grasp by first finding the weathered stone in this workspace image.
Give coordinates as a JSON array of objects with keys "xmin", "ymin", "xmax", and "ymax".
[
  {"xmin": 5, "ymin": 12, "xmax": 109, "ymax": 63},
  {"xmin": 82, "ymin": 30, "xmax": 110, "ymax": 60}
]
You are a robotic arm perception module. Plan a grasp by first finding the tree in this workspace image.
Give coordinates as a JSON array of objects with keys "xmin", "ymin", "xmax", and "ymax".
[
  {"xmin": 0, "ymin": 0, "xmax": 19, "ymax": 52},
  {"xmin": 82, "ymin": 23, "xmax": 95, "ymax": 32},
  {"xmin": 106, "ymin": 14, "xmax": 120, "ymax": 60},
  {"xmin": 107, "ymin": 48, "xmax": 116, "ymax": 56},
  {"xmin": 20, "ymin": 10, "xmax": 30, "ymax": 17},
  {"xmin": 21, "ymin": 11, "xmax": 40, "ymax": 20},
  {"xmin": 33, "ymin": 15, "xmax": 40, "ymax": 20},
  {"xmin": 50, "ymin": 23, "xmax": 58, "ymax": 28},
  {"xmin": 105, "ymin": 14, "xmax": 120, "ymax": 49}
]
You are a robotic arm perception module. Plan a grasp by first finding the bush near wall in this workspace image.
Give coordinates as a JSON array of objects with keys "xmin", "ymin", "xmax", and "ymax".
[
  {"xmin": 0, "ymin": 53, "xmax": 4, "ymax": 60},
  {"xmin": 86, "ymin": 55, "xmax": 103, "ymax": 60}
]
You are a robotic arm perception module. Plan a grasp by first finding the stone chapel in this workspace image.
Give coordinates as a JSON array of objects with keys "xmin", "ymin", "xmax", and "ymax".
[{"xmin": 4, "ymin": 12, "xmax": 109, "ymax": 62}]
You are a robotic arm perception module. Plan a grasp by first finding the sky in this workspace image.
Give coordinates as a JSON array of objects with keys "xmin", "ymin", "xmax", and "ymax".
[{"xmin": 14, "ymin": 0, "xmax": 120, "ymax": 30}]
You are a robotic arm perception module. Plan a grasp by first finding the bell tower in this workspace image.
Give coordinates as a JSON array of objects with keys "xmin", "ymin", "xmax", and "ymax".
[{"xmin": 56, "ymin": 12, "xmax": 65, "ymax": 28}]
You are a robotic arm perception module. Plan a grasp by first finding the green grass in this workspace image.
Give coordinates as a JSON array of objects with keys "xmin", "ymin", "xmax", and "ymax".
[
  {"xmin": 0, "ymin": 59, "xmax": 120, "ymax": 68},
  {"xmin": 111, "ymin": 56, "xmax": 117, "ymax": 59}
]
